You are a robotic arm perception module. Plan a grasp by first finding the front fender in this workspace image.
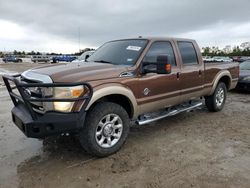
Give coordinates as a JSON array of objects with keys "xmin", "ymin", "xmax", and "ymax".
[{"xmin": 86, "ymin": 84, "xmax": 138, "ymax": 118}]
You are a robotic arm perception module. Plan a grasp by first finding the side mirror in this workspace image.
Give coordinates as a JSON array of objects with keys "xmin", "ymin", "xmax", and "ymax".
[
  {"xmin": 142, "ymin": 55, "xmax": 171, "ymax": 74},
  {"xmin": 156, "ymin": 55, "xmax": 171, "ymax": 74},
  {"xmin": 85, "ymin": 55, "xmax": 90, "ymax": 61}
]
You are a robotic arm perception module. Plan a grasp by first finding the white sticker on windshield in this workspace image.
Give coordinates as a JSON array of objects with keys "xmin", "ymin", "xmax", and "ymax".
[{"xmin": 126, "ymin": 46, "xmax": 141, "ymax": 51}]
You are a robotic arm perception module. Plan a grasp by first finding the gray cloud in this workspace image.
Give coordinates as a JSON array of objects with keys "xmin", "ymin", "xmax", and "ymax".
[{"xmin": 0, "ymin": 0, "xmax": 250, "ymax": 51}]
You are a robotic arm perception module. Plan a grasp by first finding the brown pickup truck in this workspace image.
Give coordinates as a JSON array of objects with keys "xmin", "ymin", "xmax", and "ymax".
[{"xmin": 3, "ymin": 37, "xmax": 239, "ymax": 157}]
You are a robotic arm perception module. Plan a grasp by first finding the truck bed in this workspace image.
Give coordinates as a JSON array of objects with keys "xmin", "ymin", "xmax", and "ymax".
[{"xmin": 204, "ymin": 61, "xmax": 239, "ymax": 91}]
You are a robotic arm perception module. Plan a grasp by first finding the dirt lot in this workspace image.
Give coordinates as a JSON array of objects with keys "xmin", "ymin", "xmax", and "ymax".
[{"xmin": 0, "ymin": 62, "xmax": 250, "ymax": 188}]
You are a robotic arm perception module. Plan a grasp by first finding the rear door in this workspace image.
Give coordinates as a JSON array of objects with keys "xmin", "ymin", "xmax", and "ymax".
[{"xmin": 176, "ymin": 41, "xmax": 204, "ymax": 102}]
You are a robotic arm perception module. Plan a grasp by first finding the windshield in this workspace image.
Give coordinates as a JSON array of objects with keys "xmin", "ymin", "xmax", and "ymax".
[
  {"xmin": 240, "ymin": 61, "xmax": 250, "ymax": 70},
  {"xmin": 87, "ymin": 39, "xmax": 148, "ymax": 66}
]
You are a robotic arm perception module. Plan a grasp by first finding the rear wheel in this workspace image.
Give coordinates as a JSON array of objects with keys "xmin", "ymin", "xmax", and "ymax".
[
  {"xmin": 205, "ymin": 82, "xmax": 227, "ymax": 112},
  {"xmin": 79, "ymin": 102, "xmax": 130, "ymax": 157}
]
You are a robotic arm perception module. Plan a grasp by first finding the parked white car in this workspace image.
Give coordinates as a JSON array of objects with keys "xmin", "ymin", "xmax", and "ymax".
[
  {"xmin": 213, "ymin": 56, "xmax": 232, "ymax": 62},
  {"xmin": 31, "ymin": 55, "xmax": 50, "ymax": 63},
  {"xmin": 203, "ymin": 56, "xmax": 215, "ymax": 62}
]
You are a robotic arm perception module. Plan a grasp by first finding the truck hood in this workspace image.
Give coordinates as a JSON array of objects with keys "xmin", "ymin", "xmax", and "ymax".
[{"xmin": 29, "ymin": 62, "xmax": 129, "ymax": 82}]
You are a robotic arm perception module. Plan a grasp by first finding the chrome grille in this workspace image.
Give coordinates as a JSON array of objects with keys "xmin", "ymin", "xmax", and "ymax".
[{"xmin": 20, "ymin": 76, "xmax": 53, "ymax": 113}]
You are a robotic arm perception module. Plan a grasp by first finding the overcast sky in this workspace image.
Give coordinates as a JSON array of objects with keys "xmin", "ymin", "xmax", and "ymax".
[{"xmin": 0, "ymin": 0, "xmax": 250, "ymax": 53}]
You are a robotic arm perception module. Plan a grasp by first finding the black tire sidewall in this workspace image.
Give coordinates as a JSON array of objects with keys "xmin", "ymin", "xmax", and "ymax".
[{"xmin": 80, "ymin": 102, "xmax": 130, "ymax": 157}]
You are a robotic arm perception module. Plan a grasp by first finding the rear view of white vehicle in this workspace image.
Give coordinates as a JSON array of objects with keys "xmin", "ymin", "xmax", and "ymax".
[{"xmin": 31, "ymin": 55, "xmax": 50, "ymax": 63}]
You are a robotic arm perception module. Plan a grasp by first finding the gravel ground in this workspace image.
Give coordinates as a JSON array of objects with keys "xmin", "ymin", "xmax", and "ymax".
[{"xmin": 0, "ymin": 63, "xmax": 250, "ymax": 188}]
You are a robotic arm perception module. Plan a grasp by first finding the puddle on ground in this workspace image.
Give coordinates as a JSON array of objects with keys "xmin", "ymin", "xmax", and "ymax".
[
  {"xmin": 0, "ymin": 68, "xmax": 18, "ymax": 76},
  {"xmin": 0, "ymin": 125, "xmax": 91, "ymax": 188},
  {"xmin": 0, "ymin": 89, "xmax": 42, "ymax": 188},
  {"xmin": 0, "ymin": 68, "xmax": 19, "ymax": 90}
]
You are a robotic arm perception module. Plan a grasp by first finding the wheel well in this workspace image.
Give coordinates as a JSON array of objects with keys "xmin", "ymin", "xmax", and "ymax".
[
  {"xmin": 90, "ymin": 94, "xmax": 134, "ymax": 118},
  {"xmin": 218, "ymin": 76, "xmax": 230, "ymax": 90}
]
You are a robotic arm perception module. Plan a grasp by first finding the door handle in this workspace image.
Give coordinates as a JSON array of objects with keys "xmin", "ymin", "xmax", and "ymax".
[{"xmin": 177, "ymin": 72, "xmax": 180, "ymax": 79}]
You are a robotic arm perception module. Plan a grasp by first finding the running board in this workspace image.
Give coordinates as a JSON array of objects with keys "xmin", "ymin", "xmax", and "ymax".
[{"xmin": 136, "ymin": 102, "xmax": 203, "ymax": 126}]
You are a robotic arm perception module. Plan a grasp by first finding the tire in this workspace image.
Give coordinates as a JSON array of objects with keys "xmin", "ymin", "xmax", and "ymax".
[
  {"xmin": 205, "ymin": 82, "xmax": 227, "ymax": 112},
  {"xmin": 79, "ymin": 102, "xmax": 130, "ymax": 157}
]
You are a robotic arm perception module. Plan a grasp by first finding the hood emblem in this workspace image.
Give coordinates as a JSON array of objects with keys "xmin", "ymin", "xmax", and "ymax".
[{"xmin": 143, "ymin": 88, "xmax": 150, "ymax": 96}]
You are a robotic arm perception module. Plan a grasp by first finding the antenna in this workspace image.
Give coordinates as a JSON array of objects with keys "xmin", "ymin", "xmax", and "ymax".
[{"xmin": 78, "ymin": 27, "xmax": 81, "ymax": 52}]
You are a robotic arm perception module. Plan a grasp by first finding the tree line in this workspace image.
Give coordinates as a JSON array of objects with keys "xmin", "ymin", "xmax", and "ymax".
[
  {"xmin": 0, "ymin": 48, "xmax": 95, "ymax": 58},
  {"xmin": 202, "ymin": 44, "xmax": 250, "ymax": 57}
]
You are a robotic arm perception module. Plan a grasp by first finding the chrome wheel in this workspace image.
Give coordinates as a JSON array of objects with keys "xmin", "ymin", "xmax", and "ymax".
[
  {"xmin": 215, "ymin": 87, "xmax": 224, "ymax": 107},
  {"xmin": 95, "ymin": 114, "xmax": 123, "ymax": 148}
]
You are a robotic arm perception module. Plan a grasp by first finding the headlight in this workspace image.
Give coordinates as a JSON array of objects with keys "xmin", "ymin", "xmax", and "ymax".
[
  {"xmin": 53, "ymin": 86, "xmax": 84, "ymax": 112},
  {"xmin": 242, "ymin": 76, "xmax": 250, "ymax": 82}
]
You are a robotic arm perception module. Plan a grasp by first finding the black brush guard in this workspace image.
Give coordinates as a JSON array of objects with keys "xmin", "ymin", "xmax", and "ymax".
[{"xmin": 2, "ymin": 74, "xmax": 93, "ymax": 138}]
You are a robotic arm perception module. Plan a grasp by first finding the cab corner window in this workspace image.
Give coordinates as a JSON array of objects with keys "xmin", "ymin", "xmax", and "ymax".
[
  {"xmin": 177, "ymin": 42, "xmax": 198, "ymax": 65},
  {"xmin": 143, "ymin": 41, "xmax": 176, "ymax": 66}
]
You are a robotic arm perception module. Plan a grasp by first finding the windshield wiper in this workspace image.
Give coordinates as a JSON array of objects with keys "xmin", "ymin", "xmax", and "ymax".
[{"xmin": 94, "ymin": 60, "xmax": 113, "ymax": 64}]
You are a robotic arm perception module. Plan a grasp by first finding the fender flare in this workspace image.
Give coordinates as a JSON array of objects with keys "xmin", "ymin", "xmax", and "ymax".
[
  {"xmin": 86, "ymin": 84, "xmax": 138, "ymax": 118},
  {"xmin": 208, "ymin": 70, "xmax": 232, "ymax": 95}
]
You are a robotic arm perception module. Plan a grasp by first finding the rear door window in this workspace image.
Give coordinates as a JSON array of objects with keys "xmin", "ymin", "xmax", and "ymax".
[{"xmin": 177, "ymin": 42, "xmax": 198, "ymax": 65}]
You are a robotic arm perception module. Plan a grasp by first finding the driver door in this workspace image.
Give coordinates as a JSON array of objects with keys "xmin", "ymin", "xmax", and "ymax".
[{"xmin": 136, "ymin": 40, "xmax": 181, "ymax": 114}]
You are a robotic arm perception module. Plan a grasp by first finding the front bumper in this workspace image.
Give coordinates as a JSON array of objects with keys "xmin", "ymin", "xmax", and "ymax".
[
  {"xmin": 2, "ymin": 74, "xmax": 93, "ymax": 139},
  {"xmin": 12, "ymin": 103, "xmax": 86, "ymax": 138}
]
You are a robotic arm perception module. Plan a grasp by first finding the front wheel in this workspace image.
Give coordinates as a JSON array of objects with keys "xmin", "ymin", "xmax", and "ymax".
[
  {"xmin": 205, "ymin": 82, "xmax": 227, "ymax": 112},
  {"xmin": 79, "ymin": 102, "xmax": 130, "ymax": 157}
]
